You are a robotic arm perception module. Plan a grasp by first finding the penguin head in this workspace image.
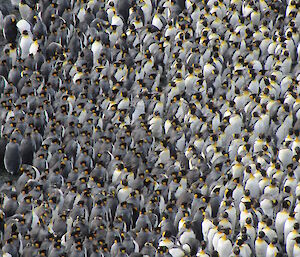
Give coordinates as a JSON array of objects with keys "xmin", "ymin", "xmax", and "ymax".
[
  {"xmin": 76, "ymin": 244, "xmax": 82, "ymax": 251},
  {"xmin": 158, "ymin": 246, "xmax": 168, "ymax": 254},
  {"xmin": 120, "ymin": 246, "xmax": 126, "ymax": 253},
  {"xmin": 22, "ymin": 30, "xmax": 29, "ymax": 36},
  {"xmin": 39, "ymin": 250, "xmax": 47, "ymax": 256},
  {"xmin": 24, "ymin": 195, "xmax": 32, "ymax": 204},
  {"xmin": 282, "ymin": 200, "xmax": 291, "ymax": 209},
  {"xmin": 114, "ymin": 236, "xmax": 121, "ymax": 244},
  {"xmin": 295, "ymin": 237, "xmax": 300, "ymax": 244},
  {"xmin": 10, "ymin": 136, "xmax": 17, "ymax": 143},
  {"xmin": 185, "ymin": 221, "xmax": 192, "ymax": 229},
  {"xmin": 121, "ymin": 179, "xmax": 128, "ymax": 187},
  {"xmin": 258, "ymin": 231, "xmax": 265, "ymax": 239},
  {"xmin": 211, "ymin": 250, "xmax": 219, "ymax": 257},
  {"xmin": 233, "ymin": 246, "xmax": 240, "ymax": 255},
  {"xmin": 244, "ymin": 216, "xmax": 252, "ymax": 226},
  {"xmin": 163, "ymin": 230, "xmax": 171, "ymax": 238},
  {"xmin": 54, "ymin": 242, "xmax": 61, "ymax": 249},
  {"xmin": 244, "ymin": 201, "xmax": 252, "ymax": 210}
]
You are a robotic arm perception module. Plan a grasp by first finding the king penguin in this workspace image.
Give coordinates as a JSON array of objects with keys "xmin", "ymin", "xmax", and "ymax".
[{"xmin": 4, "ymin": 136, "xmax": 22, "ymax": 175}]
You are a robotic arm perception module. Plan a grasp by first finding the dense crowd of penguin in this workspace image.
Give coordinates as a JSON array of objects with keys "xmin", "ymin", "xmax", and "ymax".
[{"xmin": 0, "ymin": 0, "xmax": 299, "ymax": 256}]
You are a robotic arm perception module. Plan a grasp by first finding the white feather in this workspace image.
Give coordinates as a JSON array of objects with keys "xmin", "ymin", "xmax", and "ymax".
[
  {"xmin": 31, "ymin": 165, "xmax": 41, "ymax": 180},
  {"xmin": 31, "ymin": 209, "xmax": 39, "ymax": 229},
  {"xmin": 16, "ymin": 19, "xmax": 31, "ymax": 34}
]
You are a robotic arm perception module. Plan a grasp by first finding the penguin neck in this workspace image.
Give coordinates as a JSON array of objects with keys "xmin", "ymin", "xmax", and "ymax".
[{"xmin": 257, "ymin": 237, "xmax": 263, "ymax": 243}]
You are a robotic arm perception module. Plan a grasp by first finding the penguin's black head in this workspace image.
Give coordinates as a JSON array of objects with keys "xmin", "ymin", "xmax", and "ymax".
[
  {"xmin": 163, "ymin": 230, "xmax": 171, "ymax": 238},
  {"xmin": 157, "ymin": 6, "xmax": 164, "ymax": 14},
  {"xmin": 158, "ymin": 246, "xmax": 168, "ymax": 253},
  {"xmin": 245, "ymin": 217, "xmax": 252, "ymax": 225},
  {"xmin": 211, "ymin": 251, "xmax": 219, "ymax": 257},
  {"xmin": 258, "ymin": 231, "xmax": 265, "ymax": 238},
  {"xmin": 144, "ymin": 52, "xmax": 151, "ymax": 59},
  {"xmin": 295, "ymin": 237, "xmax": 300, "ymax": 244}
]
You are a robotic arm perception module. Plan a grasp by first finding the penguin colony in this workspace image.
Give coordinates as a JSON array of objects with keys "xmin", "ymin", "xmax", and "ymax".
[{"xmin": 0, "ymin": 0, "xmax": 300, "ymax": 256}]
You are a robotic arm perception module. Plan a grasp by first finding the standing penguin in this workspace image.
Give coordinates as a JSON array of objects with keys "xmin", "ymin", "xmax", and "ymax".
[
  {"xmin": 3, "ymin": 15, "xmax": 18, "ymax": 43},
  {"xmin": 149, "ymin": 111, "xmax": 163, "ymax": 140},
  {"xmin": 4, "ymin": 136, "xmax": 22, "ymax": 175},
  {"xmin": 2, "ymin": 192, "xmax": 19, "ymax": 217},
  {"xmin": 20, "ymin": 132, "xmax": 36, "ymax": 165},
  {"xmin": 255, "ymin": 231, "xmax": 268, "ymax": 257},
  {"xmin": 19, "ymin": 30, "xmax": 33, "ymax": 60},
  {"xmin": 0, "ymin": 134, "xmax": 8, "ymax": 165},
  {"xmin": 116, "ymin": 0, "xmax": 131, "ymax": 23}
]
